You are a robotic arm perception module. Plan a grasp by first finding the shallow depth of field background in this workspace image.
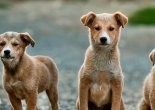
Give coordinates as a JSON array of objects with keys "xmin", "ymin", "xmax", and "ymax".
[{"xmin": 0, "ymin": 0, "xmax": 155, "ymax": 110}]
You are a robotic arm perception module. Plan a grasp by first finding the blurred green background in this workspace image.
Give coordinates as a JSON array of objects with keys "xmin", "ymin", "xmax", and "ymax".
[{"xmin": 0, "ymin": 0, "xmax": 155, "ymax": 110}]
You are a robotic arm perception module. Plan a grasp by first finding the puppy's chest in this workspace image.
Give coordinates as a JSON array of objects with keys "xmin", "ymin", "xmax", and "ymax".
[
  {"xmin": 93, "ymin": 55, "xmax": 115, "ymax": 72},
  {"xmin": 88, "ymin": 71, "xmax": 112, "ymax": 107},
  {"xmin": 89, "ymin": 82, "xmax": 111, "ymax": 107},
  {"xmin": 5, "ymin": 79, "xmax": 25, "ymax": 99}
]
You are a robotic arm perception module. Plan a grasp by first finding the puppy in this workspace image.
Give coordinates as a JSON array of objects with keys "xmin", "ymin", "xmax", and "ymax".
[
  {"xmin": 0, "ymin": 32, "xmax": 59, "ymax": 110},
  {"xmin": 139, "ymin": 49, "xmax": 155, "ymax": 110},
  {"xmin": 76, "ymin": 11, "xmax": 128, "ymax": 110}
]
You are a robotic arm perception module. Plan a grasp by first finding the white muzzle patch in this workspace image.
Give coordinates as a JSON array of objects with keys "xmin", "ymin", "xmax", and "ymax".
[{"xmin": 99, "ymin": 32, "xmax": 110, "ymax": 45}]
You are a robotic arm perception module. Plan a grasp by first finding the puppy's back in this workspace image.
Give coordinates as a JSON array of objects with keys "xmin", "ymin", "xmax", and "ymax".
[{"xmin": 34, "ymin": 55, "xmax": 58, "ymax": 75}]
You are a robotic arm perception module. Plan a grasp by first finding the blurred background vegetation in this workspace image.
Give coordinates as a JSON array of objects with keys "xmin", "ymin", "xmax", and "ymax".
[
  {"xmin": 1, "ymin": 0, "xmax": 155, "ymax": 25},
  {"xmin": 129, "ymin": 7, "xmax": 155, "ymax": 25}
]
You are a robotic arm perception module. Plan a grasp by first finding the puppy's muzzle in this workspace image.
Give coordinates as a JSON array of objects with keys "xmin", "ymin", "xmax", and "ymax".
[
  {"xmin": 100, "ymin": 37, "xmax": 107, "ymax": 44},
  {"xmin": 100, "ymin": 37, "xmax": 109, "ymax": 45},
  {"xmin": 4, "ymin": 50, "xmax": 10, "ymax": 57},
  {"xmin": 1, "ymin": 50, "xmax": 14, "ymax": 59},
  {"xmin": 99, "ymin": 32, "xmax": 110, "ymax": 46}
]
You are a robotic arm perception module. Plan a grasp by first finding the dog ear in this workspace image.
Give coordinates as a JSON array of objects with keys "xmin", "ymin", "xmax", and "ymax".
[
  {"xmin": 114, "ymin": 12, "xmax": 128, "ymax": 28},
  {"xmin": 149, "ymin": 49, "xmax": 155, "ymax": 66},
  {"xmin": 80, "ymin": 12, "xmax": 96, "ymax": 27},
  {"xmin": 20, "ymin": 32, "xmax": 35, "ymax": 47}
]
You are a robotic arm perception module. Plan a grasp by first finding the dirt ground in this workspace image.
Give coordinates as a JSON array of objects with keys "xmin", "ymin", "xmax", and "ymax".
[{"xmin": 0, "ymin": 1, "xmax": 155, "ymax": 110}]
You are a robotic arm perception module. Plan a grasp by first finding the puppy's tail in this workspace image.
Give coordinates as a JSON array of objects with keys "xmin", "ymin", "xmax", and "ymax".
[{"xmin": 138, "ymin": 98, "xmax": 150, "ymax": 110}]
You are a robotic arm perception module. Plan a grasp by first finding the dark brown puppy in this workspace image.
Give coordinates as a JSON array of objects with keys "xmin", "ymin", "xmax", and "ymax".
[
  {"xmin": 76, "ymin": 12, "xmax": 128, "ymax": 110},
  {"xmin": 0, "ymin": 32, "xmax": 59, "ymax": 110}
]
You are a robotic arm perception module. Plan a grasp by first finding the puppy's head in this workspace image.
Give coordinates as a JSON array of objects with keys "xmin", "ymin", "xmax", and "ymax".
[
  {"xmin": 149, "ymin": 49, "xmax": 155, "ymax": 66},
  {"xmin": 81, "ymin": 11, "xmax": 128, "ymax": 48},
  {"xmin": 0, "ymin": 32, "xmax": 35, "ymax": 66}
]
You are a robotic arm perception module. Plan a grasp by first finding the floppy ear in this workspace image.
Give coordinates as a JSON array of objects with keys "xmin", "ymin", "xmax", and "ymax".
[
  {"xmin": 80, "ymin": 12, "xmax": 96, "ymax": 27},
  {"xmin": 114, "ymin": 12, "xmax": 128, "ymax": 28},
  {"xmin": 20, "ymin": 32, "xmax": 35, "ymax": 47},
  {"xmin": 149, "ymin": 49, "xmax": 155, "ymax": 66}
]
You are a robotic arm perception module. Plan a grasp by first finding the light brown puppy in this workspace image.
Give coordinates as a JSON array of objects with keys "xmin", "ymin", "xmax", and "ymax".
[
  {"xmin": 0, "ymin": 32, "xmax": 59, "ymax": 110},
  {"xmin": 76, "ymin": 12, "xmax": 128, "ymax": 110},
  {"xmin": 139, "ymin": 49, "xmax": 155, "ymax": 110}
]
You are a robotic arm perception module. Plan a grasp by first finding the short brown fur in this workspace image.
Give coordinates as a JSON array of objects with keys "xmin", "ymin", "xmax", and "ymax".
[
  {"xmin": 77, "ymin": 12, "xmax": 128, "ymax": 110},
  {"xmin": 139, "ymin": 49, "xmax": 155, "ymax": 110},
  {"xmin": 0, "ymin": 32, "xmax": 59, "ymax": 110}
]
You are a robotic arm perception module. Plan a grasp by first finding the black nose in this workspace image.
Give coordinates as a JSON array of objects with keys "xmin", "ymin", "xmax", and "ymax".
[
  {"xmin": 100, "ymin": 37, "xmax": 107, "ymax": 43},
  {"xmin": 4, "ymin": 50, "xmax": 10, "ymax": 56}
]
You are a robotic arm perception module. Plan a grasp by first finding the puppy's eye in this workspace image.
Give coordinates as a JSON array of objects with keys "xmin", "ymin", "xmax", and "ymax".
[
  {"xmin": 94, "ymin": 26, "xmax": 101, "ymax": 31},
  {"xmin": 0, "ymin": 42, "xmax": 5, "ymax": 46},
  {"xmin": 12, "ymin": 43, "xmax": 19, "ymax": 46},
  {"xmin": 109, "ymin": 26, "xmax": 114, "ymax": 31}
]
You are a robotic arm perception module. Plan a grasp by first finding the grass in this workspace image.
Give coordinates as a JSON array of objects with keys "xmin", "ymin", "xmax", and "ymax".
[
  {"xmin": 129, "ymin": 7, "xmax": 155, "ymax": 25},
  {"xmin": 0, "ymin": 2, "xmax": 12, "ymax": 10}
]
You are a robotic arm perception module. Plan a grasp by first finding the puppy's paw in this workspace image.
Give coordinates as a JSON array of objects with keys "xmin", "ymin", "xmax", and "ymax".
[{"xmin": 149, "ymin": 49, "xmax": 155, "ymax": 65}]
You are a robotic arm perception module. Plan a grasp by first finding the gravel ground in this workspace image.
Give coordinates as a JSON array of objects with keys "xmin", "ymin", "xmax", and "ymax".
[{"xmin": 0, "ymin": 1, "xmax": 155, "ymax": 110}]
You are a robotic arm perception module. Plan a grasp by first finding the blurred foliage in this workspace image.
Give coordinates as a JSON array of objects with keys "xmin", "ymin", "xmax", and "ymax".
[
  {"xmin": 129, "ymin": 7, "xmax": 155, "ymax": 25},
  {"xmin": 0, "ymin": 2, "xmax": 11, "ymax": 10}
]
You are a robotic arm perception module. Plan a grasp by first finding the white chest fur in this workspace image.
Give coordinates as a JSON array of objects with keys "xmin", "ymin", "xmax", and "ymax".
[{"xmin": 89, "ymin": 83, "xmax": 111, "ymax": 107}]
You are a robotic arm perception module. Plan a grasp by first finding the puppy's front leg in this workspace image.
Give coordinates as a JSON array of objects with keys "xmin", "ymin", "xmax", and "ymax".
[
  {"xmin": 120, "ymin": 98, "xmax": 125, "ymax": 110},
  {"xmin": 111, "ymin": 77, "xmax": 124, "ymax": 110},
  {"xmin": 25, "ymin": 90, "xmax": 38, "ymax": 110},
  {"xmin": 150, "ymin": 89, "xmax": 155, "ymax": 110},
  {"xmin": 8, "ymin": 93, "xmax": 22, "ymax": 110},
  {"xmin": 78, "ymin": 78, "xmax": 90, "ymax": 110}
]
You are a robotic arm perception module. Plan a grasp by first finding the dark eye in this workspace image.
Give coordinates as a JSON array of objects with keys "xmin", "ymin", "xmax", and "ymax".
[
  {"xmin": 94, "ymin": 26, "xmax": 101, "ymax": 31},
  {"xmin": 0, "ymin": 42, "xmax": 5, "ymax": 46},
  {"xmin": 109, "ymin": 26, "xmax": 114, "ymax": 31},
  {"xmin": 12, "ymin": 43, "xmax": 19, "ymax": 46}
]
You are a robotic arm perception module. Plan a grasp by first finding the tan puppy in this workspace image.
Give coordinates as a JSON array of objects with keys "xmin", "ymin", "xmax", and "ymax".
[
  {"xmin": 0, "ymin": 32, "xmax": 59, "ymax": 110},
  {"xmin": 76, "ymin": 12, "xmax": 128, "ymax": 110},
  {"xmin": 139, "ymin": 49, "xmax": 155, "ymax": 110}
]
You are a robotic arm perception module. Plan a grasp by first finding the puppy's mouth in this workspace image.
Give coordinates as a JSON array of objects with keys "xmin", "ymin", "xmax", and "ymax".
[
  {"xmin": 1, "ymin": 56, "xmax": 15, "ymax": 60},
  {"xmin": 98, "ymin": 43, "xmax": 110, "ymax": 46}
]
